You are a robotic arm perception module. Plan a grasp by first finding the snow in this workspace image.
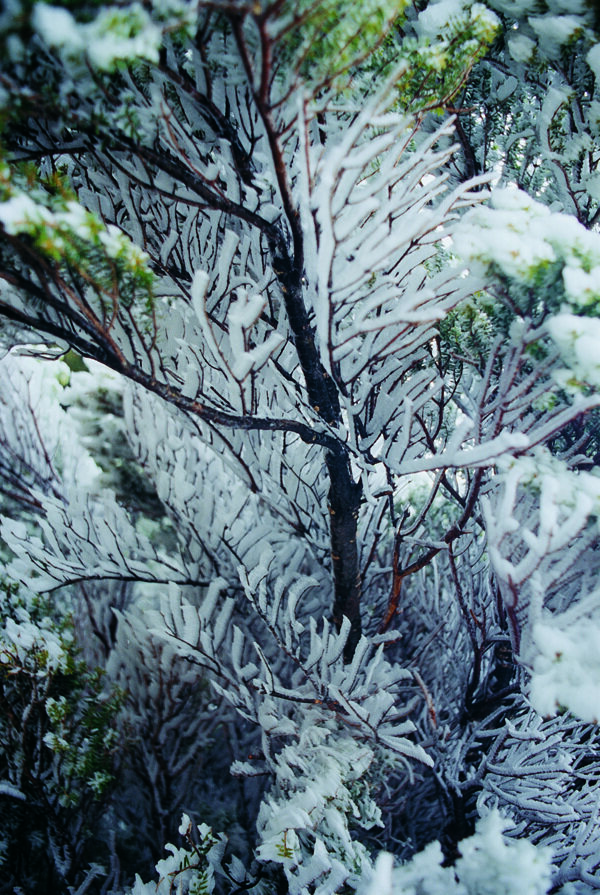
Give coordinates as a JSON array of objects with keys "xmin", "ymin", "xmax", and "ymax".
[
  {"xmin": 0, "ymin": 614, "xmax": 70, "ymax": 673},
  {"xmin": 0, "ymin": 194, "xmax": 48, "ymax": 231},
  {"xmin": 530, "ymin": 596, "xmax": 600, "ymax": 723},
  {"xmin": 4, "ymin": 3, "xmax": 600, "ymax": 889},
  {"xmin": 546, "ymin": 313, "xmax": 600, "ymax": 388},
  {"xmin": 582, "ymin": 172, "xmax": 600, "ymax": 202},
  {"xmin": 487, "ymin": 0, "xmax": 537, "ymax": 14},
  {"xmin": 98, "ymin": 224, "xmax": 150, "ymax": 264},
  {"xmin": 587, "ymin": 43, "xmax": 600, "ymax": 81},
  {"xmin": 0, "ymin": 184, "xmax": 149, "ymax": 274},
  {"xmin": 32, "ymin": 2, "xmax": 161, "ymax": 71},
  {"xmin": 507, "ymin": 33, "xmax": 536, "ymax": 62},
  {"xmin": 454, "ymin": 187, "xmax": 600, "ymax": 373},
  {"xmin": 562, "ymin": 265, "xmax": 600, "ymax": 306},
  {"xmin": 453, "ymin": 188, "xmax": 557, "ymax": 279},
  {"xmin": 87, "ymin": 6, "xmax": 161, "ymax": 71},
  {"xmin": 416, "ymin": 0, "xmax": 499, "ymax": 39},
  {"xmin": 32, "ymin": 3, "xmax": 84, "ymax": 53},
  {"xmin": 528, "ymin": 15, "xmax": 583, "ymax": 56},
  {"xmin": 227, "ymin": 290, "xmax": 284, "ymax": 380},
  {"xmin": 455, "ymin": 811, "xmax": 553, "ymax": 895},
  {"xmin": 362, "ymin": 810, "xmax": 553, "ymax": 895},
  {"xmin": 0, "ymin": 781, "xmax": 26, "ymax": 801}
]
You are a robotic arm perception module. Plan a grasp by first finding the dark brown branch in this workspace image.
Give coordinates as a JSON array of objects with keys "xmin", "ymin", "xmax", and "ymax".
[
  {"xmin": 0, "ymin": 295, "xmax": 337, "ymax": 449},
  {"xmin": 328, "ymin": 447, "xmax": 363, "ymax": 661},
  {"xmin": 157, "ymin": 61, "xmax": 257, "ymax": 191},
  {"xmin": 454, "ymin": 113, "xmax": 479, "ymax": 182},
  {"xmin": 379, "ymin": 468, "xmax": 483, "ymax": 633},
  {"xmin": 230, "ymin": 12, "xmax": 363, "ymax": 658},
  {"xmin": 108, "ymin": 135, "xmax": 275, "ymax": 234}
]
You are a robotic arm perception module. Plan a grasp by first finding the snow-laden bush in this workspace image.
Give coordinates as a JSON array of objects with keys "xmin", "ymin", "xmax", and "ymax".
[{"xmin": 1, "ymin": 1, "xmax": 600, "ymax": 893}]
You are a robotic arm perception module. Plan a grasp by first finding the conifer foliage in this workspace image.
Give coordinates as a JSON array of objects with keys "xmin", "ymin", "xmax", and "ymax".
[{"xmin": 0, "ymin": 1, "xmax": 600, "ymax": 893}]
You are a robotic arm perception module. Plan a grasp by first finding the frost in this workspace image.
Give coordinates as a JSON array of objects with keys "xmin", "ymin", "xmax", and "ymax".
[
  {"xmin": 31, "ymin": 4, "xmax": 84, "ymax": 53},
  {"xmin": 546, "ymin": 314, "xmax": 600, "ymax": 388},
  {"xmin": 0, "ymin": 781, "xmax": 26, "ymax": 802},
  {"xmin": 497, "ymin": 448, "xmax": 600, "ymax": 518},
  {"xmin": 227, "ymin": 290, "xmax": 284, "ymax": 380},
  {"xmin": 0, "ymin": 614, "xmax": 70, "ymax": 673},
  {"xmin": 3, "ymin": 2, "xmax": 600, "ymax": 891},
  {"xmin": 0, "ymin": 187, "xmax": 151, "ymax": 276},
  {"xmin": 582, "ymin": 172, "xmax": 600, "ymax": 202},
  {"xmin": 362, "ymin": 811, "xmax": 552, "ymax": 895},
  {"xmin": 530, "ymin": 601, "xmax": 600, "ymax": 723},
  {"xmin": 455, "ymin": 188, "xmax": 600, "ymax": 315},
  {"xmin": 453, "ymin": 188, "xmax": 556, "ymax": 279},
  {"xmin": 131, "ymin": 816, "xmax": 225, "ymax": 894},
  {"xmin": 528, "ymin": 16, "xmax": 583, "ymax": 56},
  {"xmin": 255, "ymin": 729, "xmax": 378, "ymax": 879},
  {"xmin": 87, "ymin": 771, "xmax": 112, "ymax": 794},
  {"xmin": 561, "ymin": 265, "xmax": 600, "ymax": 307},
  {"xmin": 586, "ymin": 43, "xmax": 600, "ymax": 81},
  {"xmin": 0, "ymin": 194, "xmax": 47, "ymax": 232},
  {"xmin": 417, "ymin": 0, "xmax": 470, "ymax": 36},
  {"xmin": 178, "ymin": 813, "xmax": 192, "ymax": 836},
  {"xmin": 32, "ymin": 2, "xmax": 162, "ymax": 71},
  {"xmin": 507, "ymin": 33, "xmax": 536, "ymax": 62},
  {"xmin": 416, "ymin": 0, "xmax": 499, "ymax": 40},
  {"xmin": 456, "ymin": 812, "xmax": 552, "ymax": 895},
  {"xmin": 98, "ymin": 224, "xmax": 150, "ymax": 265}
]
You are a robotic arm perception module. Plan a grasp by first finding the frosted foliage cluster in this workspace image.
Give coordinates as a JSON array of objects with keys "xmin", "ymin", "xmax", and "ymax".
[
  {"xmin": 488, "ymin": 1, "xmax": 592, "ymax": 61},
  {"xmin": 530, "ymin": 598, "xmax": 600, "ymax": 724},
  {"xmin": 455, "ymin": 189, "xmax": 600, "ymax": 389},
  {"xmin": 483, "ymin": 448, "xmax": 600, "ymax": 725},
  {"xmin": 454, "ymin": 188, "xmax": 600, "ymax": 298},
  {"xmin": 364, "ymin": 811, "xmax": 553, "ymax": 895},
  {"xmin": 32, "ymin": 2, "xmax": 162, "ymax": 71},
  {"xmin": 546, "ymin": 315, "xmax": 600, "ymax": 391},
  {"xmin": 0, "ymin": 183, "xmax": 150, "ymax": 271},
  {"xmin": 497, "ymin": 449, "xmax": 600, "ymax": 525},
  {"xmin": 0, "ymin": 352, "xmax": 103, "ymax": 491},
  {"xmin": 143, "ymin": 561, "xmax": 432, "ymax": 893},
  {"xmin": 0, "ymin": 604, "xmax": 70, "ymax": 673},
  {"xmin": 131, "ymin": 817, "xmax": 226, "ymax": 895},
  {"xmin": 416, "ymin": 0, "xmax": 499, "ymax": 40},
  {"xmin": 454, "ymin": 188, "xmax": 558, "ymax": 279},
  {"xmin": 587, "ymin": 44, "xmax": 600, "ymax": 81},
  {"xmin": 254, "ymin": 729, "xmax": 377, "ymax": 891}
]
